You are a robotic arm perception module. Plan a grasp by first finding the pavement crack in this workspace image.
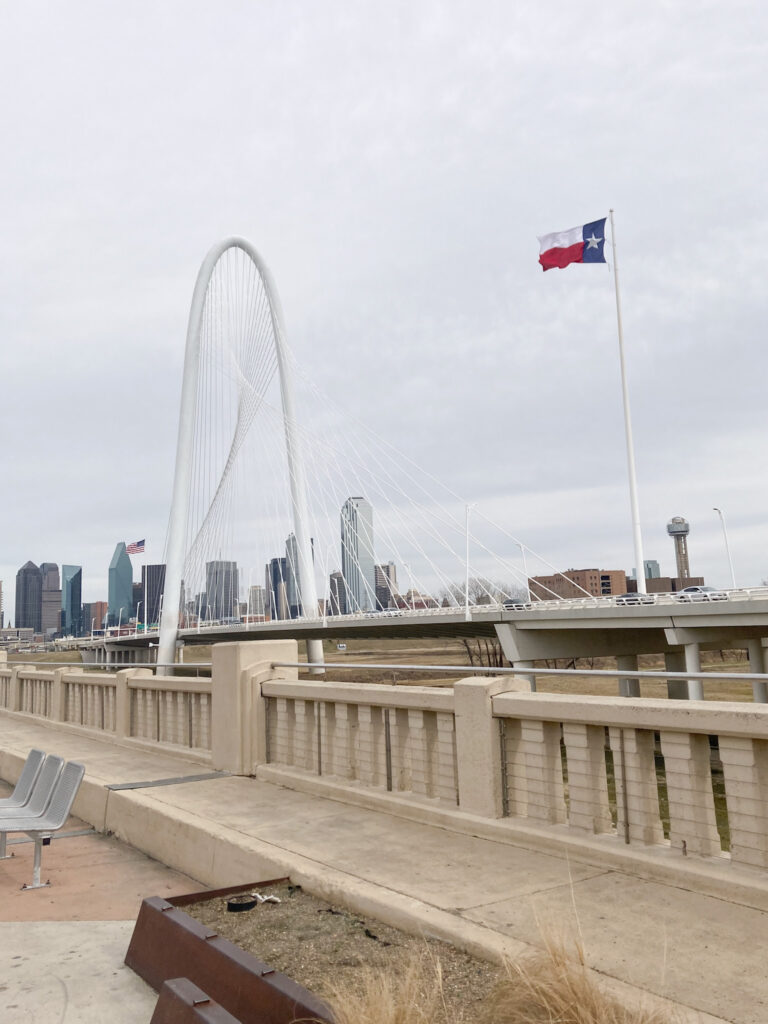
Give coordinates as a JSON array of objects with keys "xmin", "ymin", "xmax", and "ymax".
[{"xmin": 455, "ymin": 871, "xmax": 613, "ymax": 912}]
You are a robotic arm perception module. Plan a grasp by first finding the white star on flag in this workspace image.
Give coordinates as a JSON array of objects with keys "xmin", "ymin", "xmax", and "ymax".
[{"xmin": 585, "ymin": 233, "xmax": 602, "ymax": 249}]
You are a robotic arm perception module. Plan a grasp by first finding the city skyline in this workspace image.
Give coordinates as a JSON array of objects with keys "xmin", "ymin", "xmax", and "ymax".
[
  {"xmin": 2, "ymin": 6, "xmax": 767, "ymax": 623},
  {"xmin": 0, "ymin": 499, "xmax": 730, "ymax": 631}
]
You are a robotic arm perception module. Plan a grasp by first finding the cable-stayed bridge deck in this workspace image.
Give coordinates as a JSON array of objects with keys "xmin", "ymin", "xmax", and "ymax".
[{"xmin": 85, "ymin": 590, "xmax": 768, "ymax": 671}]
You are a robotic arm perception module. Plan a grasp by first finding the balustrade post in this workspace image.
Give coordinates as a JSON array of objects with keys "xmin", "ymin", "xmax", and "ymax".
[
  {"xmin": 454, "ymin": 675, "xmax": 531, "ymax": 818},
  {"xmin": 211, "ymin": 640, "xmax": 298, "ymax": 774},
  {"xmin": 50, "ymin": 669, "xmax": 65, "ymax": 722},
  {"xmin": 408, "ymin": 709, "xmax": 436, "ymax": 798},
  {"xmin": 8, "ymin": 665, "xmax": 28, "ymax": 713},
  {"xmin": 562, "ymin": 722, "xmax": 612, "ymax": 833},
  {"xmin": 719, "ymin": 735, "xmax": 768, "ymax": 868},
  {"xmin": 660, "ymin": 730, "xmax": 721, "ymax": 857},
  {"xmin": 116, "ymin": 669, "xmax": 151, "ymax": 741},
  {"xmin": 608, "ymin": 726, "xmax": 664, "ymax": 844}
]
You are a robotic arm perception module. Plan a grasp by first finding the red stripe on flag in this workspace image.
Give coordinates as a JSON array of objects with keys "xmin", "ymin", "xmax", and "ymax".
[{"xmin": 539, "ymin": 241, "xmax": 584, "ymax": 271}]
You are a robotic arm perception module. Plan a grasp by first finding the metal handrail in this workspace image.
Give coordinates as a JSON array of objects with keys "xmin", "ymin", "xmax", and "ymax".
[
  {"xmin": 272, "ymin": 661, "xmax": 768, "ymax": 683},
  {"xmin": 2, "ymin": 661, "xmax": 212, "ymax": 670}
]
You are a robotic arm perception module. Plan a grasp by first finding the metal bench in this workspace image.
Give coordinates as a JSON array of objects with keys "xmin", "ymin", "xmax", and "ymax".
[
  {"xmin": 0, "ymin": 753, "xmax": 63, "ymax": 822},
  {"xmin": 0, "ymin": 748, "xmax": 45, "ymax": 812},
  {"xmin": 0, "ymin": 761, "xmax": 85, "ymax": 889}
]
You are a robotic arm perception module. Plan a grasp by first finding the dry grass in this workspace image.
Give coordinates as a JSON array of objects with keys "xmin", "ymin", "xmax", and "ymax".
[
  {"xmin": 317, "ymin": 940, "xmax": 680, "ymax": 1024},
  {"xmin": 320, "ymin": 951, "xmax": 452, "ymax": 1024},
  {"xmin": 477, "ymin": 940, "xmax": 678, "ymax": 1024}
]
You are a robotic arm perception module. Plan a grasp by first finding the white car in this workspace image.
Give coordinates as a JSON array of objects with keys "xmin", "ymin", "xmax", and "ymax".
[
  {"xmin": 674, "ymin": 586, "xmax": 728, "ymax": 602},
  {"xmin": 615, "ymin": 592, "xmax": 655, "ymax": 606}
]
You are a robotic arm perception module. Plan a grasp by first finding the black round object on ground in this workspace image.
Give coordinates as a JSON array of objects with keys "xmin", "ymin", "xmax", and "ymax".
[{"xmin": 226, "ymin": 893, "xmax": 258, "ymax": 912}]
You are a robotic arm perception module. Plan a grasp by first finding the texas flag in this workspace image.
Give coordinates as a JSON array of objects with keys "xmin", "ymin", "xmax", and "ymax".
[{"xmin": 538, "ymin": 217, "xmax": 607, "ymax": 271}]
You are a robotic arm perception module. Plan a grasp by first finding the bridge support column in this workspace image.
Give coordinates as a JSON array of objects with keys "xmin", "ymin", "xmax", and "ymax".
[
  {"xmin": 306, "ymin": 638, "xmax": 324, "ymax": 676},
  {"xmin": 512, "ymin": 660, "xmax": 536, "ymax": 691},
  {"xmin": 617, "ymin": 654, "xmax": 640, "ymax": 697},
  {"xmin": 665, "ymin": 651, "xmax": 688, "ymax": 700},
  {"xmin": 747, "ymin": 639, "xmax": 768, "ymax": 703},
  {"xmin": 684, "ymin": 643, "xmax": 703, "ymax": 701}
]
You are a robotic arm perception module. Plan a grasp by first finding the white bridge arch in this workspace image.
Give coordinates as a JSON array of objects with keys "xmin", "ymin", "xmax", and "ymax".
[{"xmin": 158, "ymin": 237, "xmax": 322, "ymax": 667}]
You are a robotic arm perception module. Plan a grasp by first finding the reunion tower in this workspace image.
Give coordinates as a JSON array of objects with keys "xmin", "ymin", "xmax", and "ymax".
[{"xmin": 667, "ymin": 516, "xmax": 691, "ymax": 582}]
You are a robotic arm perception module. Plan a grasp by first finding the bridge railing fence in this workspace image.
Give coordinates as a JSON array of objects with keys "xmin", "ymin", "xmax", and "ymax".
[
  {"xmin": 261, "ymin": 679, "xmax": 458, "ymax": 805},
  {"xmin": 0, "ymin": 663, "xmax": 213, "ymax": 760},
  {"xmin": 4, "ymin": 642, "xmax": 768, "ymax": 878},
  {"xmin": 491, "ymin": 690, "xmax": 768, "ymax": 870}
]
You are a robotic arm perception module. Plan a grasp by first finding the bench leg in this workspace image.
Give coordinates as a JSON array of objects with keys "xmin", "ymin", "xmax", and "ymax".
[
  {"xmin": 21, "ymin": 836, "xmax": 50, "ymax": 890},
  {"xmin": 0, "ymin": 833, "xmax": 11, "ymax": 860}
]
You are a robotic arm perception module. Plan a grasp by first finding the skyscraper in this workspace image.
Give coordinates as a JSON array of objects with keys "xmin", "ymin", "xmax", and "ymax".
[
  {"xmin": 341, "ymin": 497, "xmax": 376, "ymax": 612},
  {"xmin": 247, "ymin": 585, "xmax": 266, "ymax": 618},
  {"xmin": 375, "ymin": 562, "xmax": 398, "ymax": 610},
  {"xmin": 265, "ymin": 558, "xmax": 289, "ymax": 620},
  {"xmin": 40, "ymin": 562, "xmax": 62, "ymax": 636},
  {"xmin": 15, "ymin": 562, "xmax": 42, "ymax": 632},
  {"xmin": 88, "ymin": 601, "xmax": 108, "ymax": 632},
  {"xmin": 205, "ymin": 561, "xmax": 239, "ymax": 620},
  {"xmin": 284, "ymin": 533, "xmax": 315, "ymax": 618},
  {"xmin": 108, "ymin": 543, "xmax": 133, "ymax": 626},
  {"xmin": 141, "ymin": 564, "xmax": 166, "ymax": 625},
  {"xmin": 61, "ymin": 565, "xmax": 83, "ymax": 636},
  {"xmin": 329, "ymin": 571, "xmax": 346, "ymax": 616},
  {"xmin": 285, "ymin": 533, "xmax": 301, "ymax": 619}
]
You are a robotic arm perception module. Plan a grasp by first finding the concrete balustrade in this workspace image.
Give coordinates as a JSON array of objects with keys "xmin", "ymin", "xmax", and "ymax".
[
  {"xmin": 492, "ymin": 691, "xmax": 768, "ymax": 867},
  {"xmin": 0, "ymin": 662, "xmax": 215, "ymax": 762},
  {"xmin": 4, "ymin": 641, "xmax": 768, "ymax": 883},
  {"xmin": 260, "ymin": 672, "xmax": 457, "ymax": 804}
]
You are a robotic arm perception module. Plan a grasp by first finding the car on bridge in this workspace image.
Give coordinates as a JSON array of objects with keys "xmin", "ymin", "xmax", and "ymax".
[
  {"xmin": 503, "ymin": 598, "xmax": 533, "ymax": 610},
  {"xmin": 615, "ymin": 592, "xmax": 656, "ymax": 606},
  {"xmin": 674, "ymin": 585, "xmax": 728, "ymax": 602}
]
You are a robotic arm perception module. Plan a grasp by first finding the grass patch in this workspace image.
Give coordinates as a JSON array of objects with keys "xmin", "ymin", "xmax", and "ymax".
[{"xmin": 322, "ymin": 939, "xmax": 680, "ymax": 1024}]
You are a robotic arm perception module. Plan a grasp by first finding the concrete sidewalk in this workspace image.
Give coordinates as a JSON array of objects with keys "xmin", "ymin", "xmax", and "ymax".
[{"xmin": 1, "ymin": 714, "xmax": 764, "ymax": 1023}]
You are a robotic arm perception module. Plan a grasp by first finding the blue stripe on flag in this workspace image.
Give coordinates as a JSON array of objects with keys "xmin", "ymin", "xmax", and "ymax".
[{"xmin": 581, "ymin": 218, "xmax": 607, "ymax": 263}]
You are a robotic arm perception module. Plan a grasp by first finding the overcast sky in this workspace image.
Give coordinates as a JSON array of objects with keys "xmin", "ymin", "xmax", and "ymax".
[{"xmin": 2, "ymin": 1, "xmax": 767, "ymax": 621}]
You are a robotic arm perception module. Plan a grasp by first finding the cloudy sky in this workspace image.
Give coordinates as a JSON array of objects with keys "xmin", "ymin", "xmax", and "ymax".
[{"xmin": 2, "ymin": 1, "xmax": 767, "ymax": 621}]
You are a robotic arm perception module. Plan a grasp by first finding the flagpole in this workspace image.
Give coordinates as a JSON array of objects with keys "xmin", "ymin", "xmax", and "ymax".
[{"xmin": 609, "ymin": 209, "xmax": 646, "ymax": 594}]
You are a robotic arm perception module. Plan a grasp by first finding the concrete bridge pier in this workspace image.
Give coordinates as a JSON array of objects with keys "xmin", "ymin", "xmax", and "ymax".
[
  {"xmin": 617, "ymin": 654, "xmax": 640, "ymax": 697},
  {"xmin": 747, "ymin": 639, "xmax": 768, "ymax": 702},
  {"xmin": 665, "ymin": 651, "xmax": 689, "ymax": 700},
  {"xmin": 511, "ymin": 659, "xmax": 536, "ymax": 691},
  {"xmin": 684, "ymin": 642, "xmax": 704, "ymax": 700}
]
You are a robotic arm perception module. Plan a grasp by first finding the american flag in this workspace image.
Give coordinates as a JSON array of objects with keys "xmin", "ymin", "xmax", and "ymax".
[{"xmin": 126, "ymin": 539, "xmax": 145, "ymax": 554}]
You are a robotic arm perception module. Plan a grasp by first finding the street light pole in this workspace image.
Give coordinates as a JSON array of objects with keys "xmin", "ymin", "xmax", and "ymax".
[
  {"xmin": 519, "ymin": 543, "xmax": 531, "ymax": 603},
  {"xmin": 713, "ymin": 507, "xmax": 737, "ymax": 589},
  {"xmin": 464, "ymin": 504, "xmax": 474, "ymax": 621}
]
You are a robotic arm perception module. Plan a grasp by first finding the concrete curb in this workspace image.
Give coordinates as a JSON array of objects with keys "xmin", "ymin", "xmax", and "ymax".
[{"xmin": 99, "ymin": 783, "xmax": 727, "ymax": 1024}]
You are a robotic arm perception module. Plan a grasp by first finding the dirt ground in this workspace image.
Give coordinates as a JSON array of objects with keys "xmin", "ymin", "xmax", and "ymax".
[{"xmin": 185, "ymin": 880, "xmax": 499, "ymax": 1022}]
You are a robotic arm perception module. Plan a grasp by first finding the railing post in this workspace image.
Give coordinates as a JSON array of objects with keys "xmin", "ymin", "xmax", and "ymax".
[
  {"xmin": 454, "ymin": 675, "xmax": 531, "ymax": 818},
  {"xmin": 115, "ymin": 668, "xmax": 151, "ymax": 740},
  {"xmin": 211, "ymin": 640, "xmax": 298, "ymax": 774},
  {"xmin": 50, "ymin": 669, "xmax": 65, "ymax": 722},
  {"xmin": 8, "ymin": 665, "xmax": 27, "ymax": 713}
]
